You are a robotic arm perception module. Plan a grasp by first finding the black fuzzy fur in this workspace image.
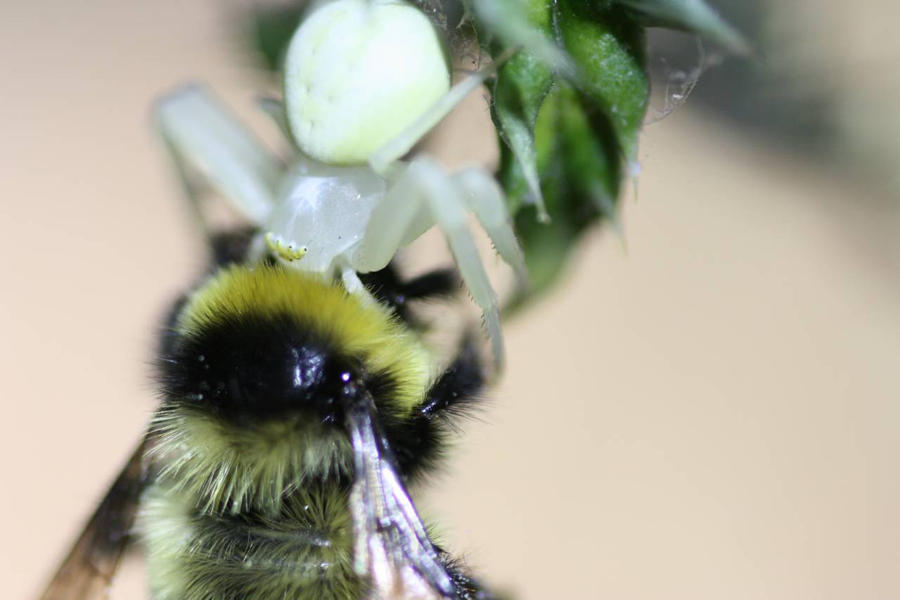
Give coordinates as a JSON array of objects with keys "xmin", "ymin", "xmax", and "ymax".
[
  {"xmin": 360, "ymin": 262, "xmax": 459, "ymax": 326},
  {"xmin": 384, "ymin": 334, "xmax": 486, "ymax": 480},
  {"xmin": 159, "ymin": 311, "xmax": 358, "ymax": 423}
]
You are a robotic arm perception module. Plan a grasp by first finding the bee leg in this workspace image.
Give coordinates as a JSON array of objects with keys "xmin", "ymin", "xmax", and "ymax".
[
  {"xmin": 388, "ymin": 334, "xmax": 486, "ymax": 478},
  {"xmin": 443, "ymin": 558, "xmax": 500, "ymax": 600},
  {"xmin": 419, "ymin": 333, "xmax": 485, "ymax": 420},
  {"xmin": 400, "ymin": 268, "xmax": 460, "ymax": 300},
  {"xmin": 360, "ymin": 264, "xmax": 459, "ymax": 325},
  {"xmin": 207, "ymin": 226, "xmax": 261, "ymax": 267}
]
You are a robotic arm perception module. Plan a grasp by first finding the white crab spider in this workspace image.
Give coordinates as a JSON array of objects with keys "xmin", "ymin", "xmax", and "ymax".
[{"xmin": 156, "ymin": 0, "xmax": 524, "ymax": 366}]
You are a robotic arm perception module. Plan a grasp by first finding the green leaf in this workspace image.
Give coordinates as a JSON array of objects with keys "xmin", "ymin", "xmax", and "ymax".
[
  {"xmin": 247, "ymin": 3, "xmax": 307, "ymax": 73},
  {"xmin": 556, "ymin": 1, "xmax": 648, "ymax": 162},
  {"xmin": 468, "ymin": 0, "xmax": 574, "ymax": 74},
  {"xmin": 615, "ymin": 0, "xmax": 749, "ymax": 54},
  {"xmin": 504, "ymin": 80, "xmax": 625, "ymax": 309},
  {"xmin": 492, "ymin": 2, "xmax": 649, "ymax": 307},
  {"xmin": 491, "ymin": 29, "xmax": 555, "ymax": 221}
]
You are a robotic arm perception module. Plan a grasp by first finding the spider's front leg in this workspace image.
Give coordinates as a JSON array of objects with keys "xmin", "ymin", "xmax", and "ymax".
[
  {"xmin": 356, "ymin": 157, "xmax": 508, "ymax": 367},
  {"xmin": 453, "ymin": 168, "xmax": 528, "ymax": 282},
  {"xmin": 155, "ymin": 85, "xmax": 281, "ymax": 238}
]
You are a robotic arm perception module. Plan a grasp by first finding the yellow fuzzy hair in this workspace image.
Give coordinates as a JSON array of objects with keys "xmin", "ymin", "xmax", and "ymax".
[
  {"xmin": 149, "ymin": 408, "xmax": 353, "ymax": 514},
  {"xmin": 139, "ymin": 479, "xmax": 360, "ymax": 600},
  {"xmin": 177, "ymin": 264, "xmax": 431, "ymax": 411}
]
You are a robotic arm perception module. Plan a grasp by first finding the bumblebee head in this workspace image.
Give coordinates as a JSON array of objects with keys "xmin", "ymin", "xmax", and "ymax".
[
  {"xmin": 151, "ymin": 265, "xmax": 431, "ymax": 514},
  {"xmin": 162, "ymin": 310, "xmax": 357, "ymax": 423}
]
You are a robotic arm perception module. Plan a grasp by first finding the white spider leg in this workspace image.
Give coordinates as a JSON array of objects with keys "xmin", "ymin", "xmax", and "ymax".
[
  {"xmin": 339, "ymin": 262, "xmax": 379, "ymax": 307},
  {"xmin": 352, "ymin": 168, "xmax": 432, "ymax": 274},
  {"xmin": 355, "ymin": 158, "xmax": 505, "ymax": 366},
  {"xmin": 453, "ymin": 167, "xmax": 528, "ymax": 282},
  {"xmin": 255, "ymin": 97, "xmax": 291, "ymax": 142},
  {"xmin": 156, "ymin": 84, "xmax": 282, "ymax": 225},
  {"xmin": 412, "ymin": 159, "xmax": 505, "ymax": 368}
]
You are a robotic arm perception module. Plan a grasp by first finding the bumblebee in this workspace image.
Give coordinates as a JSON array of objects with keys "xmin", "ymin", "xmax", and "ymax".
[{"xmin": 40, "ymin": 229, "xmax": 495, "ymax": 600}]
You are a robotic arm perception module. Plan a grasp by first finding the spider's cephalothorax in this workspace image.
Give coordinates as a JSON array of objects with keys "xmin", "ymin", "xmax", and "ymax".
[{"xmin": 140, "ymin": 261, "xmax": 493, "ymax": 600}]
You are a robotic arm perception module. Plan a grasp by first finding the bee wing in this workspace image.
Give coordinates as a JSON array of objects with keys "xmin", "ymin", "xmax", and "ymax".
[
  {"xmin": 39, "ymin": 439, "xmax": 150, "ymax": 600},
  {"xmin": 346, "ymin": 397, "xmax": 455, "ymax": 600}
]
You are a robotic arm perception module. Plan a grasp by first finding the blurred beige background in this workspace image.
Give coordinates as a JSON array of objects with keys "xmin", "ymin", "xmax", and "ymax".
[{"xmin": 3, "ymin": 1, "xmax": 899, "ymax": 599}]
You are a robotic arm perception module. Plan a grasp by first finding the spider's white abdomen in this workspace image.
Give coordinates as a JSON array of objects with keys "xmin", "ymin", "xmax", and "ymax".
[{"xmin": 283, "ymin": 0, "xmax": 450, "ymax": 165}]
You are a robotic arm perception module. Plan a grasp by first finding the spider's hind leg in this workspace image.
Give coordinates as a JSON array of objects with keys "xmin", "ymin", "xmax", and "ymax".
[
  {"xmin": 454, "ymin": 167, "xmax": 528, "ymax": 283},
  {"xmin": 358, "ymin": 156, "xmax": 507, "ymax": 366},
  {"xmin": 409, "ymin": 158, "xmax": 506, "ymax": 368}
]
